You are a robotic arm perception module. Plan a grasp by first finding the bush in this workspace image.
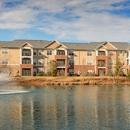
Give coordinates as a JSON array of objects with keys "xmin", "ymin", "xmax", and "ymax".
[
  {"xmin": 85, "ymin": 73, "xmax": 97, "ymax": 76},
  {"xmin": 36, "ymin": 73, "xmax": 44, "ymax": 76},
  {"xmin": 68, "ymin": 73, "xmax": 79, "ymax": 76}
]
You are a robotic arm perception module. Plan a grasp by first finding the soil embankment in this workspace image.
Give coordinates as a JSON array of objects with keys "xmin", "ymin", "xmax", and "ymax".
[{"xmin": 3, "ymin": 76, "xmax": 130, "ymax": 86}]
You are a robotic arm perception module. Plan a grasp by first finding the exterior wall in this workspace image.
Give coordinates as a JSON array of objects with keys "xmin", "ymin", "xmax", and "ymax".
[
  {"xmin": 20, "ymin": 64, "xmax": 33, "ymax": 76},
  {"xmin": 96, "ymin": 56, "xmax": 108, "ymax": 75},
  {"xmin": 45, "ymin": 41, "xmax": 59, "ymax": 49},
  {"xmin": 2, "ymin": 48, "xmax": 20, "ymax": 64},
  {"xmin": 104, "ymin": 43, "xmax": 116, "ymax": 49},
  {"xmin": 55, "ymin": 55, "xmax": 68, "ymax": 76},
  {"xmin": 0, "ymin": 41, "xmax": 130, "ymax": 76},
  {"xmin": 74, "ymin": 65, "xmax": 95, "ymax": 75}
]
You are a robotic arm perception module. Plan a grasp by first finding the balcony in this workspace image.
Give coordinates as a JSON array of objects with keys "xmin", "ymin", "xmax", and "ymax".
[
  {"xmin": 22, "ymin": 53, "xmax": 31, "ymax": 56},
  {"xmin": 22, "ymin": 61, "xmax": 31, "ymax": 64},
  {"xmin": 56, "ymin": 50, "xmax": 65, "ymax": 55},
  {"xmin": 98, "ymin": 51, "xmax": 106, "ymax": 56},
  {"xmin": 22, "ymin": 49, "xmax": 31, "ymax": 57},
  {"xmin": 98, "ymin": 60, "xmax": 106, "ymax": 67},
  {"xmin": 57, "ymin": 61, "xmax": 65, "ymax": 68}
]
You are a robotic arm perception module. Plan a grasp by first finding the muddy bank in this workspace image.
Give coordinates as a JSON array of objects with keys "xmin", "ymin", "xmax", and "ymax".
[
  {"xmin": 1, "ymin": 77, "xmax": 130, "ymax": 86},
  {"xmin": 14, "ymin": 77, "xmax": 130, "ymax": 86}
]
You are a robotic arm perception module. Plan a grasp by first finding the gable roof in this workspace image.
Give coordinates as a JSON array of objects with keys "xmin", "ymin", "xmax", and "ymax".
[
  {"xmin": 43, "ymin": 40, "xmax": 61, "ymax": 49},
  {"xmin": 0, "ymin": 41, "xmax": 11, "ymax": 47},
  {"xmin": 1, "ymin": 40, "xmax": 50, "ymax": 48},
  {"xmin": 110, "ymin": 42, "xmax": 129, "ymax": 50},
  {"xmin": 62, "ymin": 42, "xmax": 91, "ymax": 50}
]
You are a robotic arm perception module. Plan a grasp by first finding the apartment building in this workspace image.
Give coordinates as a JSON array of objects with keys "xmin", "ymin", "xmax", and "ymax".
[{"xmin": 0, "ymin": 39, "xmax": 129, "ymax": 76}]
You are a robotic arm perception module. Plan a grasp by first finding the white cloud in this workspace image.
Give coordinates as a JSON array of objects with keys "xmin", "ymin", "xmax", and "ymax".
[{"xmin": 0, "ymin": 0, "xmax": 130, "ymax": 41}]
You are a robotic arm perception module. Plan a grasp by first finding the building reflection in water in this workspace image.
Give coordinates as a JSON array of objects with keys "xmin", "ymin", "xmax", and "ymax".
[{"xmin": 0, "ymin": 85, "xmax": 130, "ymax": 129}]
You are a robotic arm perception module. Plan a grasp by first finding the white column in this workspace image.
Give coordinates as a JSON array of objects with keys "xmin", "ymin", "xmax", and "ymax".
[
  {"xmin": 95, "ymin": 50, "xmax": 98, "ymax": 56},
  {"xmin": 54, "ymin": 49, "xmax": 57, "ymax": 55},
  {"xmin": 20, "ymin": 48, "xmax": 22, "ymax": 64},
  {"xmin": 106, "ymin": 50, "xmax": 108, "ymax": 56},
  {"xmin": 129, "ymin": 51, "xmax": 130, "ymax": 65},
  {"xmin": 65, "ymin": 49, "xmax": 67, "ymax": 55},
  {"xmin": 31, "ymin": 48, "xmax": 33, "ymax": 64}
]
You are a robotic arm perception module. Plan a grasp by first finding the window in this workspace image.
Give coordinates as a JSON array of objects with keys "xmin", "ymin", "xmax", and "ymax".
[
  {"xmin": 122, "ymin": 61, "xmax": 125, "ymax": 65},
  {"xmin": 69, "ymin": 69, "xmax": 74, "ymax": 73},
  {"xmin": 34, "ymin": 50, "xmax": 37, "ymax": 55},
  {"xmin": 87, "ymin": 51, "xmax": 92, "ymax": 56},
  {"xmin": 109, "ymin": 60, "xmax": 114, "ymax": 65},
  {"xmin": 87, "ymin": 60, "xmax": 92, "ymax": 65},
  {"xmin": 87, "ymin": 70, "xmax": 92, "ymax": 73},
  {"xmin": 2, "ymin": 58, "xmax": 8, "ymax": 64},
  {"xmin": 33, "ymin": 59, "xmax": 37, "ymax": 65},
  {"xmin": 22, "ymin": 60, "xmax": 30, "ymax": 64},
  {"xmin": 109, "ymin": 51, "xmax": 114, "ymax": 55},
  {"xmin": 122, "ymin": 51, "xmax": 125, "ymax": 56},
  {"xmin": 47, "ymin": 50, "xmax": 52, "ymax": 55},
  {"xmin": 34, "ymin": 68, "xmax": 37, "ymax": 76},
  {"xmin": 68, "ymin": 59, "xmax": 74, "ymax": 66},
  {"xmin": 109, "ymin": 69, "xmax": 113, "ymax": 73},
  {"xmin": 38, "ymin": 50, "xmax": 42, "ymax": 56},
  {"xmin": 117, "ymin": 51, "xmax": 120, "ymax": 56},
  {"xmin": 38, "ymin": 59, "xmax": 42, "ymax": 65},
  {"xmin": 46, "ymin": 59, "xmax": 50, "ymax": 65},
  {"xmin": 2, "ymin": 48, "xmax": 8, "ymax": 54},
  {"xmin": 68, "ymin": 50, "xmax": 74, "ymax": 56},
  {"xmin": 38, "ymin": 68, "xmax": 43, "ymax": 73}
]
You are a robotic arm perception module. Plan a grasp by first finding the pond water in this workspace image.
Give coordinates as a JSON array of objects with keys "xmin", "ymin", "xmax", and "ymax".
[{"xmin": 0, "ymin": 85, "xmax": 130, "ymax": 130}]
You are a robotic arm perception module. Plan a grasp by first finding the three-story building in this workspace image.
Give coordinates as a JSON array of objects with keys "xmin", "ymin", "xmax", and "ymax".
[{"xmin": 0, "ymin": 39, "xmax": 129, "ymax": 76}]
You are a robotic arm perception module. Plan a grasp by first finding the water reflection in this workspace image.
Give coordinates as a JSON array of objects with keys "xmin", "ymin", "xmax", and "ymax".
[{"xmin": 0, "ymin": 85, "xmax": 130, "ymax": 129}]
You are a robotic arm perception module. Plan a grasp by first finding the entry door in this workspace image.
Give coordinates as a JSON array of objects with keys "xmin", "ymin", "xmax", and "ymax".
[
  {"xmin": 99, "ymin": 69, "xmax": 105, "ymax": 76},
  {"xmin": 22, "ymin": 69, "xmax": 31, "ymax": 76}
]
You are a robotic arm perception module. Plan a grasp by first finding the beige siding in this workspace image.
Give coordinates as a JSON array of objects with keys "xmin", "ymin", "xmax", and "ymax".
[
  {"xmin": 74, "ymin": 50, "xmax": 96, "ymax": 65},
  {"xmin": 23, "ymin": 43, "xmax": 31, "ymax": 47},
  {"xmin": 104, "ymin": 43, "xmax": 116, "ymax": 50},
  {"xmin": 57, "ymin": 45, "xmax": 65, "ymax": 49},
  {"xmin": 99, "ymin": 46, "xmax": 106, "ymax": 49},
  {"xmin": 45, "ymin": 41, "xmax": 59, "ymax": 49}
]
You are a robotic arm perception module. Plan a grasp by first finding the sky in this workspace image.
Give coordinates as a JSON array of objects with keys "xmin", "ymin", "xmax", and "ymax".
[{"xmin": 0, "ymin": 0, "xmax": 130, "ymax": 42}]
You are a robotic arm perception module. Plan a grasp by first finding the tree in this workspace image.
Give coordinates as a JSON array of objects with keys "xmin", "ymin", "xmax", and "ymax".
[
  {"xmin": 114, "ymin": 59, "xmax": 124, "ymax": 76},
  {"xmin": 113, "ymin": 58, "xmax": 124, "ymax": 84},
  {"xmin": 48, "ymin": 60, "xmax": 57, "ymax": 76},
  {"xmin": 126, "ymin": 71, "xmax": 130, "ymax": 81}
]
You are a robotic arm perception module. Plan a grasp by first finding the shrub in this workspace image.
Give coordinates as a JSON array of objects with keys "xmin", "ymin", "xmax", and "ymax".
[{"xmin": 36, "ymin": 73, "xmax": 43, "ymax": 76}]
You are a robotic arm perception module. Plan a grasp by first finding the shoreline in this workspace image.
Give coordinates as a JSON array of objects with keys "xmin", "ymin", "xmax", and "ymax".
[{"xmin": 1, "ymin": 76, "xmax": 130, "ymax": 86}]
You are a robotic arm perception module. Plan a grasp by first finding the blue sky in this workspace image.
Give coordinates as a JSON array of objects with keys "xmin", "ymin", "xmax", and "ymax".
[{"xmin": 0, "ymin": 0, "xmax": 130, "ymax": 42}]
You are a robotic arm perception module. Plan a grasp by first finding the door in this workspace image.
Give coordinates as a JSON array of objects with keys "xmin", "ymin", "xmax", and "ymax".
[{"xmin": 22, "ymin": 69, "xmax": 31, "ymax": 76}]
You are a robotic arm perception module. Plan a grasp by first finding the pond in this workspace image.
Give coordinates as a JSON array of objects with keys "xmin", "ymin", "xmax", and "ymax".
[{"xmin": 0, "ymin": 85, "xmax": 130, "ymax": 130}]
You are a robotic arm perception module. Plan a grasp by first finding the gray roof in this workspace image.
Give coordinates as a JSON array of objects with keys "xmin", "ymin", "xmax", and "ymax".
[
  {"xmin": 0, "ymin": 41, "xmax": 11, "ymax": 47},
  {"xmin": 62, "ymin": 42, "xmax": 102, "ymax": 50},
  {"xmin": 0, "ymin": 40, "xmax": 129, "ymax": 50},
  {"xmin": 110, "ymin": 42, "xmax": 129, "ymax": 50},
  {"xmin": 1, "ymin": 40, "xmax": 50, "ymax": 48}
]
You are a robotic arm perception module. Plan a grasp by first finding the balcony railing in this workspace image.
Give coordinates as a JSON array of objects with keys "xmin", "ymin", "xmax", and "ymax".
[
  {"xmin": 57, "ymin": 63, "xmax": 65, "ymax": 66},
  {"xmin": 98, "ymin": 61, "xmax": 105, "ymax": 67},
  {"xmin": 98, "ymin": 64, "xmax": 105, "ymax": 67},
  {"xmin": 98, "ymin": 53, "xmax": 106, "ymax": 56},
  {"xmin": 22, "ymin": 61, "xmax": 31, "ymax": 64},
  {"xmin": 22, "ymin": 53, "xmax": 31, "ymax": 56}
]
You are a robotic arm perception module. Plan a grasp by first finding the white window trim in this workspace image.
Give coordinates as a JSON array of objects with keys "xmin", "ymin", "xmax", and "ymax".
[
  {"xmin": 38, "ymin": 50, "xmax": 42, "ymax": 56},
  {"xmin": 87, "ymin": 51, "xmax": 92, "ymax": 56},
  {"xmin": 2, "ymin": 48, "xmax": 9, "ymax": 54},
  {"xmin": 68, "ymin": 59, "xmax": 74, "ymax": 66},
  {"xmin": 34, "ymin": 50, "xmax": 37, "ymax": 56},
  {"xmin": 47, "ymin": 50, "xmax": 52, "ymax": 55},
  {"xmin": 87, "ymin": 60, "xmax": 92, "ymax": 65},
  {"xmin": 68, "ymin": 50, "xmax": 74, "ymax": 56},
  {"xmin": 33, "ymin": 59, "xmax": 37, "ymax": 65},
  {"xmin": 2, "ymin": 58, "xmax": 8, "ymax": 65}
]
